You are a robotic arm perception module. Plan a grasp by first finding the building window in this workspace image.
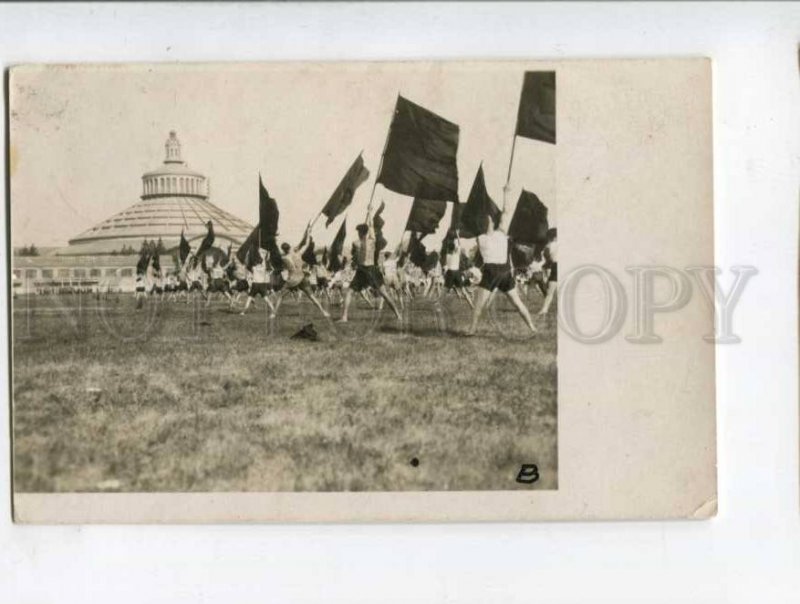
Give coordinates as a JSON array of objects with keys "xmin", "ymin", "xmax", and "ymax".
[
  {"xmin": 13, "ymin": 270, "xmax": 21, "ymax": 279},
  {"xmin": 73, "ymin": 269, "xmax": 87, "ymax": 279},
  {"xmin": 105, "ymin": 268, "xmax": 117, "ymax": 277},
  {"xmin": 41, "ymin": 269, "xmax": 53, "ymax": 279},
  {"xmin": 57, "ymin": 269, "xmax": 70, "ymax": 278},
  {"xmin": 89, "ymin": 268, "xmax": 101, "ymax": 277},
  {"xmin": 120, "ymin": 268, "xmax": 133, "ymax": 277},
  {"xmin": 25, "ymin": 269, "xmax": 38, "ymax": 278}
]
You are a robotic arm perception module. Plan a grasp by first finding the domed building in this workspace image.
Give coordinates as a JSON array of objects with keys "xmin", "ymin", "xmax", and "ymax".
[
  {"xmin": 66, "ymin": 131, "xmax": 252, "ymax": 255},
  {"xmin": 13, "ymin": 132, "xmax": 253, "ymax": 294}
]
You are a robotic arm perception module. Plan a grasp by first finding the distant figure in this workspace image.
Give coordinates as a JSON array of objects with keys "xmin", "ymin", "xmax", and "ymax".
[{"xmin": 443, "ymin": 231, "xmax": 473, "ymax": 308}]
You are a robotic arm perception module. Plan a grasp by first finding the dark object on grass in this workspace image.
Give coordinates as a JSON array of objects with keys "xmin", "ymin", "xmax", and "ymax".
[{"xmin": 291, "ymin": 323, "xmax": 319, "ymax": 342}]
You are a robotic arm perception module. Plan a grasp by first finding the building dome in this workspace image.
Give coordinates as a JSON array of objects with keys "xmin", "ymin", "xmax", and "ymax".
[{"xmin": 65, "ymin": 131, "xmax": 252, "ymax": 256}]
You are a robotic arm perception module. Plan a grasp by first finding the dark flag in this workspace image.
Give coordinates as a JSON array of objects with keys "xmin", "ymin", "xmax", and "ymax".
[
  {"xmin": 264, "ymin": 237, "xmax": 283, "ymax": 272},
  {"xmin": 372, "ymin": 201, "xmax": 388, "ymax": 263},
  {"xmin": 196, "ymin": 221, "xmax": 215, "ymax": 257},
  {"xmin": 423, "ymin": 251, "xmax": 439, "ymax": 274},
  {"xmin": 297, "ymin": 225, "xmax": 310, "ymax": 251},
  {"xmin": 236, "ymin": 227, "xmax": 260, "ymax": 266},
  {"xmin": 259, "ymin": 175, "xmax": 279, "ymax": 242},
  {"xmin": 321, "ymin": 154, "xmax": 370, "ymax": 227},
  {"xmin": 328, "ymin": 219, "xmax": 347, "ymax": 271},
  {"xmin": 508, "ymin": 189, "xmax": 549, "ymax": 245},
  {"xmin": 406, "ymin": 197, "xmax": 447, "ymax": 235},
  {"xmin": 136, "ymin": 249, "xmax": 149, "ymax": 275},
  {"xmin": 373, "ymin": 200, "xmax": 386, "ymax": 231},
  {"xmin": 408, "ymin": 232, "xmax": 428, "ymax": 268},
  {"xmin": 457, "ymin": 165, "xmax": 500, "ymax": 238},
  {"xmin": 301, "ymin": 237, "xmax": 317, "ymax": 266},
  {"xmin": 377, "ymin": 96, "xmax": 460, "ymax": 202},
  {"xmin": 321, "ymin": 247, "xmax": 328, "ymax": 267},
  {"xmin": 510, "ymin": 242, "xmax": 537, "ymax": 269},
  {"xmin": 178, "ymin": 230, "xmax": 191, "ymax": 265},
  {"xmin": 516, "ymin": 71, "xmax": 556, "ymax": 144}
]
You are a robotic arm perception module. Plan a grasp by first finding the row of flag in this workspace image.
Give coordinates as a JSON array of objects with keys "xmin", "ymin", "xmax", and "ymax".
[{"xmin": 170, "ymin": 71, "xmax": 555, "ymax": 274}]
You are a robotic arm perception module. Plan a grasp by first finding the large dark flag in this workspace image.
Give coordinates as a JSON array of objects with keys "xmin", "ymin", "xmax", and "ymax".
[
  {"xmin": 178, "ymin": 230, "xmax": 191, "ymax": 265},
  {"xmin": 328, "ymin": 219, "xmax": 347, "ymax": 272},
  {"xmin": 457, "ymin": 165, "xmax": 500, "ymax": 238},
  {"xmin": 406, "ymin": 197, "xmax": 447, "ymax": 235},
  {"xmin": 196, "ymin": 221, "xmax": 215, "ymax": 257},
  {"xmin": 377, "ymin": 96, "xmax": 460, "ymax": 202},
  {"xmin": 259, "ymin": 175, "xmax": 279, "ymax": 242},
  {"xmin": 301, "ymin": 237, "xmax": 317, "ymax": 266},
  {"xmin": 236, "ymin": 227, "xmax": 262, "ymax": 268},
  {"xmin": 516, "ymin": 71, "xmax": 556, "ymax": 144},
  {"xmin": 321, "ymin": 154, "xmax": 370, "ymax": 227},
  {"xmin": 508, "ymin": 189, "xmax": 549, "ymax": 245}
]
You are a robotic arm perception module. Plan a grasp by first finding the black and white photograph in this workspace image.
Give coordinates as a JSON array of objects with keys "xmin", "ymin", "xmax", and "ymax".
[
  {"xmin": 3, "ymin": 3, "xmax": 799, "ymax": 603},
  {"xmin": 10, "ymin": 63, "xmax": 558, "ymax": 501}
]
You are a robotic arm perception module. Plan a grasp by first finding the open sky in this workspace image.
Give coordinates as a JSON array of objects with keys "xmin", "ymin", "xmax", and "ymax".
[{"xmin": 10, "ymin": 62, "xmax": 556, "ymax": 251}]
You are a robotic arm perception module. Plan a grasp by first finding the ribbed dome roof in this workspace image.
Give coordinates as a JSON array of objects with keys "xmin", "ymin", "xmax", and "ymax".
[
  {"xmin": 63, "ymin": 132, "xmax": 253, "ymax": 256},
  {"xmin": 142, "ymin": 163, "xmax": 205, "ymax": 178}
]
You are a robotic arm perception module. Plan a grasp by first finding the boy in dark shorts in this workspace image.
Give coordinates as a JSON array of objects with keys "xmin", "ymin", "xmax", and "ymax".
[
  {"xmin": 338, "ymin": 202, "xmax": 401, "ymax": 323},
  {"xmin": 240, "ymin": 255, "xmax": 276, "ymax": 316},
  {"xmin": 467, "ymin": 185, "xmax": 537, "ymax": 336}
]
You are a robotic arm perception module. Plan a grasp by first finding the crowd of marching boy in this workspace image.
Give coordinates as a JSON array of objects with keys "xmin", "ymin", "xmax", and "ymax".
[{"xmin": 132, "ymin": 194, "xmax": 558, "ymax": 336}]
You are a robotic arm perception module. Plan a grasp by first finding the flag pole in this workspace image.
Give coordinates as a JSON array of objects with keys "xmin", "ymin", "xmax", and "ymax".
[
  {"xmin": 505, "ymin": 73, "xmax": 525, "ymax": 193},
  {"xmin": 257, "ymin": 172, "xmax": 262, "ymax": 250},
  {"xmin": 505, "ymin": 134, "xmax": 518, "ymax": 188},
  {"xmin": 368, "ymin": 97, "xmax": 397, "ymax": 213}
]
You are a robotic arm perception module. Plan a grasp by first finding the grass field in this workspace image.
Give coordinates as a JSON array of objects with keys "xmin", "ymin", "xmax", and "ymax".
[{"xmin": 12, "ymin": 290, "xmax": 557, "ymax": 493}]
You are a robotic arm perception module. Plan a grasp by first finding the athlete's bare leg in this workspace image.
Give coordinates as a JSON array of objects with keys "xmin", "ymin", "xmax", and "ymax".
[
  {"xmin": 339, "ymin": 289, "xmax": 353, "ymax": 322},
  {"xmin": 467, "ymin": 287, "xmax": 492, "ymax": 335},
  {"xmin": 538, "ymin": 281, "xmax": 557, "ymax": 316},
  {"xmin": 377, "ymin": 285, "xmax": 402, "ymax": 321},
  {"xmin": 505, "ymin": 287, "xmax": 537, "ymax": 334},
  {"xmin": 300, "ymin": 283, "xmax": 330, "ymax": 319}
]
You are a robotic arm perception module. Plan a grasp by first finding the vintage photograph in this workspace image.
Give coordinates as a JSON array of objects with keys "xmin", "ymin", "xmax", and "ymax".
[{"xmin": 10, "ymin": 63, "xmax": 558, "ymax": 499}]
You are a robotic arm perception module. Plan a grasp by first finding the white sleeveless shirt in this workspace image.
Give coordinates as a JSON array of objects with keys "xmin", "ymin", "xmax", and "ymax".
[{"xmin": 477, "ymin": 231, "xmax": 509, "ymax": 265}]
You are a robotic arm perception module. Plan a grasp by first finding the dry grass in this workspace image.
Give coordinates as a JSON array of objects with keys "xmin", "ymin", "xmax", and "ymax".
[{"xmin": 12, "ymin": 290, "xmax": 557, "ymax": 493}]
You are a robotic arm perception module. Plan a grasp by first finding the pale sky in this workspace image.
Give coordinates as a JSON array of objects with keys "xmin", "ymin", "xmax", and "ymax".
[{"xmin": 10, "ymin": 62, "xmax": 556, "ymax": 251}]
